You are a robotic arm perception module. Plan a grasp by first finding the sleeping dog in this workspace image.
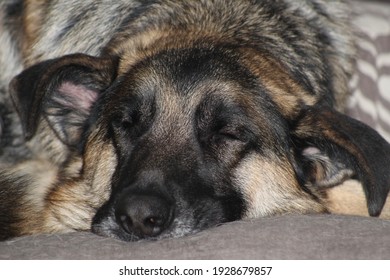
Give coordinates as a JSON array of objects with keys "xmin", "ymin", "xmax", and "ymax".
[{"xmin": 0, "ymin": 0, "xmax": 389, "ymax": 241}]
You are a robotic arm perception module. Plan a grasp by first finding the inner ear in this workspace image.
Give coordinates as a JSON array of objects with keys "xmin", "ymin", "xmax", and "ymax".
[
  {"xmin": 44, "ymin": 80, "xmax": 100, "ymax": 147},
  {"xmin": 10, "ymin": 53, "xmax": 118, "ymax": 147},
  {"xmin": 55, "ymin": 82, "xmax": 98, "ymax": 112},
  {"xmin": 292, "ymin": 107, "xmax": 390, "ymax": 217},
  {"xmin": 297, "ymin": 145, "xmax": 354, "ymax": 189}
]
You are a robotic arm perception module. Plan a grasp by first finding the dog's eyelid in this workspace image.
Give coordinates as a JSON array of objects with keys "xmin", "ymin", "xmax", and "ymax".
[
  {"xmin": 111, "ymin": 119, "xmax": 132, "ymax": 130},
  {"xmin": 111, "ymin": 114, "xmax": 135, "ymax": 130},
  {"xmin": 217, "ymin": 125, "xmax": 250, "ymax": 143}
]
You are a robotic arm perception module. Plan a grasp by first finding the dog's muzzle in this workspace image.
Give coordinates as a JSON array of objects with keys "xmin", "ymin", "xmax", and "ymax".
[{"xmin": 91, "ymin": 166, "xmax": 240, "ymax": 241}]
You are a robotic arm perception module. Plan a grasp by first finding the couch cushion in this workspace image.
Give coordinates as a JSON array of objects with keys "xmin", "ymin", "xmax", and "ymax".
[{"xmin": 1, "ymin": 214, "xmax": 389, "ymax": 259}]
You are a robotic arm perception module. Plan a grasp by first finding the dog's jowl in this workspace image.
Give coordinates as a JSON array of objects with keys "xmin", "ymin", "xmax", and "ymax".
[{"xmin": 0, "ymin": 0, "xmax": 389, "ymax": 241}]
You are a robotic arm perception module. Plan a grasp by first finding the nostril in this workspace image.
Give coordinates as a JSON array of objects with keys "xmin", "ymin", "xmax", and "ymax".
[
  {"xmin": 118, "ymin": 214, "xmax": 133, "ymax": 234},
  {"xmin": 144, "ymin": 216, "xmax": 161, "ymax": 228},
  {"xmin": 115, "ymin": 193, "xmax": 174, "ymax": 238}
]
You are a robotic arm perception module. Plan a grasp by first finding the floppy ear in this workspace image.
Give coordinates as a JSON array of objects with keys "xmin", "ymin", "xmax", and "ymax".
[
  {"xmin": 293, "ymin": 107, "xmax": 390, "ymax": 217},
  {"xmin": 9, "ymin": 53, "xmax": 118, "ymax": 147}
]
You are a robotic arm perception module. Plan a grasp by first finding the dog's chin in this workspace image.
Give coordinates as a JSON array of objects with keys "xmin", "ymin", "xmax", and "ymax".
[
  {"xmin": 91, "ymin": 217, "xmax": 199, "ymax": 242},
  {"xmin": 91, "ymin": 211, "xmax": 204, "ymax": 242}
]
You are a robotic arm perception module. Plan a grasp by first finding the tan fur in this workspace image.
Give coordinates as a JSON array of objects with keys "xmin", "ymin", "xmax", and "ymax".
[
  {"xmin": 42, "ymin": 129, "xmax": 116, "ymax": 232},
  {"xmin": 13, "ymin": 125, "xmax": 116, "ymax": 235},
  {"xmin": 238, "ymin": 49, "xmax": 317, "ymax": 118},
  {"xmin": 327, "ymin": 180, "xmax": 390, "ymax": 219},
  {"xmin": 234, "ymin": 153, "xmax": 326, "ymax": 218},
  {"xmin": 22, "ymin": 0, "xmax": 49, "ymax": 61}
]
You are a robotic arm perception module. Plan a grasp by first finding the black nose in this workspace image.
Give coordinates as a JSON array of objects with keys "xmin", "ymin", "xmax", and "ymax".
[{"xmin": 115, "ymin": 193, "xmax": 174, "ymax": 238}]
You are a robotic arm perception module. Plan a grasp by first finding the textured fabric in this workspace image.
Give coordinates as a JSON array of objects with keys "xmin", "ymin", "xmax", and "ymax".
[
  {"xmin": 1, "ymin": 214, "xmax": 390, "ymax": 260},
  {"xmin": 347, "ymin": 1, "xmax": 390, "ymax": 142}
]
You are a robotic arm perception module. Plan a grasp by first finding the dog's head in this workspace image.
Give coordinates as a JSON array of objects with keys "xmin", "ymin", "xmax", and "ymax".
[{"xmin": 10, "ymin": 46, "xmax": 390, "ymax": 241}]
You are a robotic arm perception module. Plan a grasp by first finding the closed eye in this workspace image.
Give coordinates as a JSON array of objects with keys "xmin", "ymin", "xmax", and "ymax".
[
  {"xmin": 112, "ymin": 116, "xmax": 136, "ymax": 132},
  {"xmin": 213, "ymin": 125, "xmax": 252, "ymax": 145},
  {"xmin": 218, "ymin": 127, "xmax": 243, "ymax": 141}
]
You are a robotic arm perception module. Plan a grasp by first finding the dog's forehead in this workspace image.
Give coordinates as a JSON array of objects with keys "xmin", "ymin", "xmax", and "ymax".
[{"xmin": 114, "ymin": 47, "xmax": 277, "ymax": 117}]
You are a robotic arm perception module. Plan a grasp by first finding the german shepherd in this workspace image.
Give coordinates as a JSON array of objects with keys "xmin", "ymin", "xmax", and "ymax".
[{"xmin": 0, "ymin": 0, "xmax": 389, "ymax": 241}]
